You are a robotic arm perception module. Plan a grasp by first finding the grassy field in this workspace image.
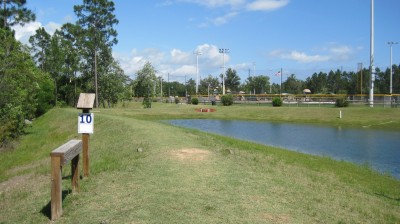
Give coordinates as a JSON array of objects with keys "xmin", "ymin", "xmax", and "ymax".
[{"xmin": 1, "ymin": 103, "xmax": 399, "ymax": 223}]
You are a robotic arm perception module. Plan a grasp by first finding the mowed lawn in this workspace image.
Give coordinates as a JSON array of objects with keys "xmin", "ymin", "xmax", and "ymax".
[{"xmin": 1, "ymin": 103, "xmax": 399, "ymax": 223}]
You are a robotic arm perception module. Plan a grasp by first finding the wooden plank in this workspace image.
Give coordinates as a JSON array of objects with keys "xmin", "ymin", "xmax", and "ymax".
[{"xmin": 51, "ymin": 140, "xmax": 82, "ymax": 165}]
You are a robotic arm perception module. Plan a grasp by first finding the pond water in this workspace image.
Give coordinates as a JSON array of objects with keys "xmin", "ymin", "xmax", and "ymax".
[{"xmin": 168, "ymin": 119, "xmax": 400, "ymax": 179}]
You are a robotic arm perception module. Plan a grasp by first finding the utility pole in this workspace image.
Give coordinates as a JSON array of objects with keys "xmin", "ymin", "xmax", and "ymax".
[
  {"xmin": 168, "ymin": 73, "xmax": 170, "ymax": 98},
  {"xmin": 253, "ymin": 62, "xmax": 256, "ymax": 94},
  {"xmin": 159, "ymin": 77, "xmax": 163, "ymax": 102},
  {"xmin": 280, "ymin": 68, "xmax": 283, "ymax": 98},
  {"xmin": 358, "ymin": 63, "xmax": 363, "ymax": 97}
]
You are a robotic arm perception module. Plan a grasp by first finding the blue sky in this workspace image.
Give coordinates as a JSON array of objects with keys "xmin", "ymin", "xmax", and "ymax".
[{"xmin": 15, "ymin": 0, "xmax": 400, "ymax": 84}]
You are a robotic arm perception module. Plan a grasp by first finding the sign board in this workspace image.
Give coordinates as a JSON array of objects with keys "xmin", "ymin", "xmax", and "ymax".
[
  {"xmin": 77, "ymin": 93, "xmax": 95, "ymax": 109},
  {"xmin": 78, "ymin": 113, "xmax": 94, "ymax": 134}
]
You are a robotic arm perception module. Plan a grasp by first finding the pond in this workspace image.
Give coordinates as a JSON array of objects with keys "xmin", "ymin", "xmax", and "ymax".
[{"xmin": 168, "ymin": 119, "xmax": 400, "ymax": 179}]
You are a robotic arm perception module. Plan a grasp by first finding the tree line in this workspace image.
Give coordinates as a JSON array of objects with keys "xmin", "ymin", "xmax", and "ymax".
[
  {"xmin": 1, "ymin": 0, "xmax": 399, "ymax": 146},
  {"xmin": 134, "ymin": 63, "xmax": 400, "ymax": 98},
  {"xmin": 1, "ymin": 0, "xmax": 131, "ymax": 146}
]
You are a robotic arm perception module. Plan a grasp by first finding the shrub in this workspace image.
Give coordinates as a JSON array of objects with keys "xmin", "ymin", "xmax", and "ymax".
[
  {"xmin": 335, "ymin": 98, "xmax": 349, "ymax": 107},
  {"xmin": 272, "ymin": 97, "xmax": 283, "ymax": 107},
  {"xmin": 142, "ymin": 97, "xmax": 151, "ymax": 108},
  {"xmin": 221, "ymin": 94, "xmax": 233, "ymax": 106},
  {"xmin": 191, "ymin": 97, "xmax": 199, "ymax": 105},
  {"xmin": 174, "ymin": 97, "xmax": 180, "ymax": 104},
  {"xmin": 0, "ymin": 104, "xmax": 25, "ymax": 146}
]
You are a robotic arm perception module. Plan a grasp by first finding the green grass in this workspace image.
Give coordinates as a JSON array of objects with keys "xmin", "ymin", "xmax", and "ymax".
[{"xmin": 1, "ymin": 103, "xmax": 399, "ymax": 223}]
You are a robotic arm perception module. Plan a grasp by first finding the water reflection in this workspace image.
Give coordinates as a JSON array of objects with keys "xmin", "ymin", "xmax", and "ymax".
[{"xmin": 168, "ymin": 119, "xmax": 400, "ymax": 179}]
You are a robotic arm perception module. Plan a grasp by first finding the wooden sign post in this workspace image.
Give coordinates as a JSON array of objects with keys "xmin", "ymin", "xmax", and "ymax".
[{"xmin": 76, "ymin": 93, "xmax": 95, "ymax": 177}]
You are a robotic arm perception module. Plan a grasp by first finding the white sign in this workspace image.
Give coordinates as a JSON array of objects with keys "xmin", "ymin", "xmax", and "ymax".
[{"xmin": 78, "ymin": 113, "xmax": 94, "ymax": 134}]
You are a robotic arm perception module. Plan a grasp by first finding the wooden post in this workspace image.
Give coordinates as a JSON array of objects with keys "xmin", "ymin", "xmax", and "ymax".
[
  {"xmin": 82, "ymin": 133, "xmax": 89, "ymax": 177},
  {"xmin": 51, "ymin": 156, "xmax": 62, "ymax": 220},
  {"xmin": 77, "ymin": 93, "xmax": 95, "ymax": 178}
]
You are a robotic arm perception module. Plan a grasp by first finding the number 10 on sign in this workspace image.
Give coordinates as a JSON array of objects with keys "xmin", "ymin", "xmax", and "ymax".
[{"xmin": 78, "ymin": 113, "xmax": 94, "ymax": 134}]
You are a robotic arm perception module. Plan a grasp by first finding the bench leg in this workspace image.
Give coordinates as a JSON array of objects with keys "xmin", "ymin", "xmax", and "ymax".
[
  {"xmin": 71, "ymin": 154, "xmax": 80, "ymax": 193},
  {"xmin": 51, "ymin": 156, "xmax": 62, "ymax": 220}
]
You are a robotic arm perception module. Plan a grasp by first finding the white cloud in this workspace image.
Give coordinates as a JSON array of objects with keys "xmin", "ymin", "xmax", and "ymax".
[
  {"xmin": 114, "ymin": 44, "xmax": 231, "ymax": 80},
  {"xmin": 196, "ymin": 44, "xmax": 230, "ymax": 68},
  {"xmin": 173, "ymin": 65, "xmax": 197, "ymax": 75},
  {"xmin": 324, "ymin": 44, "xmax": 357, "ymax": 61},
  {"xmin": 180, "ymin": 0, "xmax": 288, "ymax": 26},
  {"xmin": 114, "ymin": 48, "xmax": 166, "ymax": 77},
  {"xmin": 63, "ymin": 15, "xmax": 75, "ymax": 23},
  {"xmin": 169, "ymin": 49, "xmax": 192, "ymax": 64},
  {"xmin": 328, "ymin": 45, "xmax": 351, "ymax": 55},
  {"xmin": 270, "ymin": 43, "xmax": 360, "ymax": 64},
  {"xmin": 328, "ymin": 46, "xmax": 353, "ymax": 61},
  {"xmin": 246, "ymin": 0, "xmax": 289, "ymax": 11},
  {"xmin": 270, "ymin": 50, "xmax": 329, "ymax": 63},
  {"xmin": 212, "ymin": 11, "xmax": 239, "ymax": 25},
  {"xmin": 13, "ymin": 21, "xmax": 61, "ymax": 45},
  {"xmin": 44, "ymin": 22, "xmax": 61, "ymax": 35},
  {"xmin": 156, "ymin": 0, "xmax": 174, "ymax": 7},
  {"xmin": 178, "ymin": 0, "xmax": 245, "ymax": 8},
  {"xmin": 13, "ymin": 22, "xmax": 42, "ymax": 43}
]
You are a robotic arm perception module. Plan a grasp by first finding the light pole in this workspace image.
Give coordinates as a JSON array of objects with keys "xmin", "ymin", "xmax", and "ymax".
[
  {"xmin": 194, "ymin": 51, "xmax": 202, "ymax": 95},
  {"xmin": 387, "ymin": 41, "xmax": 398, "ymax": 95},
  {"xmin": 219, "ymin": 48, "xmax": 229, "ymax": 95},
  {"xmin": 369, "ymin": 0, "xmax": 375, "ymax": 107},
  {"xmin": 357, "ymin": 63, "xmax": 363, "ymax": 98},
  {"xmin": 253, "ymin": 62, "xmax": 256, "ymax": 94}
]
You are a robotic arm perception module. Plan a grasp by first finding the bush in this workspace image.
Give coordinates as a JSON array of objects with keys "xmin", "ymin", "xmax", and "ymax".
[
  {"xmin": 191, "ymin": 97, "xmax": 199, "ymax": 105},
  {"xmin": 272, "ymin": 97, "xmax": 283, "ymax": 107},
  {"xmin": 174, "ymin": 97, "xmax": 180, "ymax": 104},
  {"xmin": 0, "ymin": 104, "xmax": 25, "ymax": 146},
  {"xmin": 335, "ymin": 98, "xmax": 349, "ymax": 107},
  {"xmin": 142, "ymin": 97, "xmax": 151, "ymax": 108},
  {"xmin": 221, "ymin": 94, "xmax": 233, "ymax": 106}
]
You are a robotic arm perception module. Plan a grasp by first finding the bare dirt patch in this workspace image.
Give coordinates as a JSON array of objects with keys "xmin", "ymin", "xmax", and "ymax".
[
  {"xmin": 170, "ymin": 148, "xmax": 211, "ymax": 162},
  {"xmin": 6, "ymin": 158, "xmax": 48, "ymax": 176},
  {"xmin": 1, "ymin": 173, "xmax": 48, "ymax": 194}
]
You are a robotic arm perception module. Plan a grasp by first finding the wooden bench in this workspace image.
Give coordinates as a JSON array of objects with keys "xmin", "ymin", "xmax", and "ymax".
[{"xmin": 50, "ymin": 139, "xmax": 82, "ymax": 220}]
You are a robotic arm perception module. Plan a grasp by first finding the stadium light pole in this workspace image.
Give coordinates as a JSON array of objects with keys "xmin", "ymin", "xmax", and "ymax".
[
  {"xmin": 369, "ymin": 0, "xmax": 375, "ymax": 107},
  {"xmin": 387, "ymin": 42, "xmax": 398, "ymax": 95},
  {"xmin": 219, "ymin": 48, "xmax": 229, "ymax": 95},
  {"xmin": 194, "ymin": 51, "xmax": 202, "ymax": 95}
]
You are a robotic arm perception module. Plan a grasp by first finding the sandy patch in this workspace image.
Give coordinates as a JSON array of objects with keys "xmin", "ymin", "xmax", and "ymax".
[
  {"xmin": 170, "ymin": 148, "xmax": 211, "ymax": 162},
  {"xmin": 1, "ymin": 173, "xmax": 33, "ymax": 194}
]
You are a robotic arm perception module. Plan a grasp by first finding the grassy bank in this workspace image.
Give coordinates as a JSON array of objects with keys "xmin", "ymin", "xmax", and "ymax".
[
  {"xmin": 106, "ymin": 102, "xmax": 400, "ymax": 130},
  {"xmin": 1, "ymin": 104, "xmax": 399, "ymax": 223}
]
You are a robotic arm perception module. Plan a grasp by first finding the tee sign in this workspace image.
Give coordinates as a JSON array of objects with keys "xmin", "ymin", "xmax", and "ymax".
[{"xmin": 78, "ymin": 113, "xmax": 94, "ymax": 134}]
